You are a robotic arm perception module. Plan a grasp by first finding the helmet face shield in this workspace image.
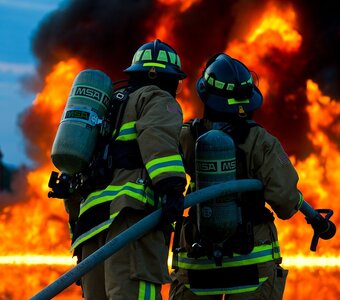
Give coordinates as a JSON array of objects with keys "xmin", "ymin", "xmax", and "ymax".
[
  {"xmin": 124, "ymin": 39, "xmax": 187, "ymax": 79},
  {"xmin": 196, "ymin": 54, "xmax": 263, "ymax": 114}
]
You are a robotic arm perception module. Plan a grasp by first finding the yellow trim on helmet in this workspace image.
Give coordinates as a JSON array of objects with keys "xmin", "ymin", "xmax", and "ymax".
[
  {"xmin": 143, "ymin": 62, "xmax": 166, "ymax": 68},
  {"xmin": 227, "ymin": 98, "xmax": 250, "ymax": 105}
]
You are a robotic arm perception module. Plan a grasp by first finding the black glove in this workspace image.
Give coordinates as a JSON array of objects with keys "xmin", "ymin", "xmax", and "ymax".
[{"xmin": 158, "ymin": 192, "xmax": 185, "ymax": 228}]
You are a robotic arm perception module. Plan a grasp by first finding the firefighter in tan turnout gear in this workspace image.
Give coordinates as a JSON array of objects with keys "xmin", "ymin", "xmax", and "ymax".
[
  {"xmin": 53, "ymin": 39, "xmax": 187, "ymax": 300},
  {"xmin": 169, "ymin": 53, "xmax": 304, "ymax": 300}
]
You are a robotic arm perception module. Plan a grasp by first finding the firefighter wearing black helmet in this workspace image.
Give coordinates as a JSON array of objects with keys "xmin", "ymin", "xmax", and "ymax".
[
  {"xmin": 65, "ymin": 39, "xmax": 187, "ymax": 299},
  {"xmin": 169, "ymin": 53, "xmax": 304, "ymax": 300}
]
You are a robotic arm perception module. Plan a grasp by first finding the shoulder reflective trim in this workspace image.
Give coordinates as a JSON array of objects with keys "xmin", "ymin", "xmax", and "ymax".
[
  {"xmin": 227, "ymin": 98, "xmax": 250, "ymax": 105},
  {"xmin": 138, "ymin": 281, "xmax": 156, "ymax": 300},
  {"xmin": 143, "ymin": 62, "xmax": 166, "ymax": 68},
  {"xmin": 115, "ymin": 121, "xmax": 137, "ymax": 141},
  {"xmin": 141, "ymin": 49, "xmax": 152, "ymax": 61},
  {"xmin": 70, "ymin": 218, "xmax": 112, "ymax": 251},
  {"xmin": 79, "ymin": 183, "xmax": 155, "ymax": 216},
  {"xmin": 157, "ymin": 50, "xmax": 168, "ymax": 62},
  {"xmin": 175, "ymin": 242, "xmax": 281, "ymax": 269},
  {"xmin": 145, "ymin": 154, "xmax": 185, "ymax": 180},
  {"xmin": 185, "ymin": 277, "xmax": 268, "ymax": 295}
]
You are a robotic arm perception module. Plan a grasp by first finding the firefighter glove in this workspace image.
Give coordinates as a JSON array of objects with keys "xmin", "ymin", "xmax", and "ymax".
[{"xmin": 159, "ymin": 192, "xmax": 185, "ymax": 228}]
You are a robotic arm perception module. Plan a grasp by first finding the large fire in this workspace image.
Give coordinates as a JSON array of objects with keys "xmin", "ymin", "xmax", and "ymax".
[{"xmin": 0, "ymin": 1, "xmax": 339, "ymax": 299}]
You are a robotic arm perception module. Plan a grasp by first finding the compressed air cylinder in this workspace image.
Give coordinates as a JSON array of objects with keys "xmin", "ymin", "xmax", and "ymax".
[
  {"xmin": 51, "ymin": 69, "xmax": 113, "ymax": 175},
  {"xmin": 195, "ymin": 129, "xmax": 242, "ymax": 243}
]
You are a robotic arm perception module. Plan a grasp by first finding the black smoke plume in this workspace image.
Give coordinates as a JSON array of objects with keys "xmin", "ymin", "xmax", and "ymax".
[{"xmin": 26, "ymin": 0, "xmax": 339, "ymax": 161}]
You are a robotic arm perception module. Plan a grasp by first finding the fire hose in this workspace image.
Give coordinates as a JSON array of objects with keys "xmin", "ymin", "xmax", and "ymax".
[{"xmin": 29, "ymin": 179, "xmax": 336, "ymax": 300}]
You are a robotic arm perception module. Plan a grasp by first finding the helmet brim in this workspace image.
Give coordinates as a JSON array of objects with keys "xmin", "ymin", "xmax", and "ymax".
[{"xmin": 196, "ymin": 77, "xmax": 263, "ymax": 113}]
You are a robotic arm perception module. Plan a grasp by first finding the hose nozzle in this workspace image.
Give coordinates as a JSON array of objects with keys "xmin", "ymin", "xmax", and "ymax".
[{"xmin": 300, "ymin": 200, "xmax": 336, "ymax": 251}]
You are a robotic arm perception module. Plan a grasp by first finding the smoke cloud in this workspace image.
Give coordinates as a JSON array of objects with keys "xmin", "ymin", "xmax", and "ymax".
[{"xmin": 22, "ymin": 0, "xmax": 339, "ymax": 162}]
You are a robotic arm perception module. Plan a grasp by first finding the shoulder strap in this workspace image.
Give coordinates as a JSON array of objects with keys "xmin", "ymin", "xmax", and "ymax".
[
  {"xmin": 188, "ymin": 118, "xmax": 207, "ymax": 140},
  {"xmin": 108, "ymin": 82, "xmax": 137, "ymax": 141}
]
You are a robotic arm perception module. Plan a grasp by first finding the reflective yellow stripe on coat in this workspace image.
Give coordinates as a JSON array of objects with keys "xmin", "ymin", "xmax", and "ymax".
[
  {"xmin": 70, "ymin": 184, "xmax": 155, "ymax": 251},
  {"xmin": 138, "ymin": 281, "xmax": 157, "ymax": 300},
  {"xmin": 146, "ymin": 154, "xmax": 185, "ymax": 181},
  {"xmin": 79, "ymin": 182, "xmax": 155, "ymax": 217},
  {"xmin": 114, "ymin": 121, "xmax": 137, "ymax": 141},
  {"xmin": 185, "ymin": 277, "xmax": 268, "ymax": 295},
  {"xmin": 174, "ymin": 241, "xmax": 281, "ymax": 270}
]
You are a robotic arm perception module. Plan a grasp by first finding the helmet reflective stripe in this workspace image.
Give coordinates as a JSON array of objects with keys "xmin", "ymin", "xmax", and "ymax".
[
  {"xmin": 204, "ymin": 70, "xmax": 253, "ymax": 92},
  {"xmin": 141, "ymin": 49, "xmax": 152, "ymax": 61},
  {"xmin": 215, "ymin": 80, "xmax": 225, "ymax": 89},
  {"xmin": 227, "ymin": 99, "xmax": 250, "ymax": 105},
  {"xmin": 132, "ymin": 50, "xmax": 145, "ymax": 64},
  {"xmin": 169, "ymin": 52, "xmax": 180, "ymax": 67},
  {"xmin": 157, "ymin": 50, "xmax": 168, "ymax": 62},
  {"xmin": 143, "ymin": 62, "xmax": 166, "ymax": 68},
  {"xmin": 124, "ymin": 39, "xmax": 186, "ymax": 79},
  {"xmin": 226, "ymin": 83, "xmax": 235, "ymax": 90},
  {"xmin": 132, "ymin": 49, "xmax": 181, "ymax": 68},
  {"xmin": 197, "ymin": 53, "xmax": 262, "ymax": 113},
  {"xmin": 156, "ymin": 50, "xmax": 180, "ymax": 66}
]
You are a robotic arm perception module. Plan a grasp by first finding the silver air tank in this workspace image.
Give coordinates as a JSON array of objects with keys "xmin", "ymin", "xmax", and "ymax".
[
  {"xmin": 51, "ymin": 69, "xmax": 113, "ymax": 175},
  {"xmin": 195, "ymin": 129, "xmax": 242, "ymax": 243}
]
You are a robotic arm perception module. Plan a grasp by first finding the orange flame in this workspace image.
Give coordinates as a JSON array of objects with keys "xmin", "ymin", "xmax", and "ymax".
[{"xmin": 0, "ymin": 1, "xmax": 339, "ymax": 300}]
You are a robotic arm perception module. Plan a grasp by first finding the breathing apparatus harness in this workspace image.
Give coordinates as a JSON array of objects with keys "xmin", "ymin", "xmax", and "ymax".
[
  {"xmin": 176, "ymin": 118, "xmax": 274, "ymax": 266},
  {"xmin": 48, "ymin": 79, "xmax": 134, "ymax": 200}
]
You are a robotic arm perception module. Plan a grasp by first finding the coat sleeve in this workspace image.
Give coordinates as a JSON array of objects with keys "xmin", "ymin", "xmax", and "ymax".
[
  {"xmin": 135, "ymin": 86, "xmax": 187, "ymax": 188},
  {"xmin": 244, "ymin": 126, "xmax": 303, "ymax": 220}
]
